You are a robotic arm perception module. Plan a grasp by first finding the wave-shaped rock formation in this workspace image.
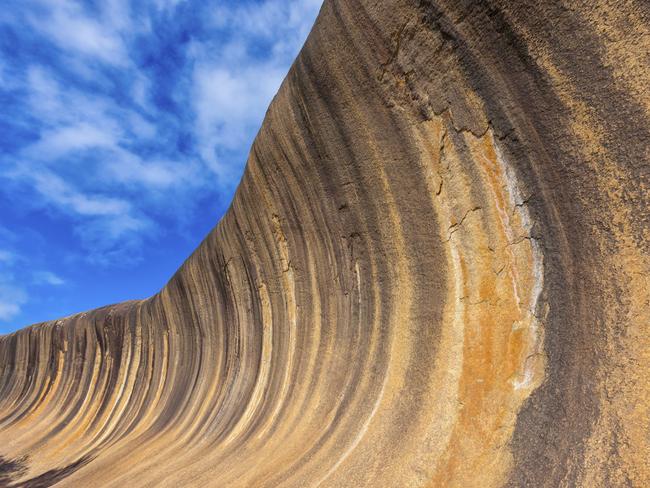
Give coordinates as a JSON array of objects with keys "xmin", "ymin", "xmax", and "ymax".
[{"xmin": 1, "ymin": 0, "xmax": 649, "ymax": 486}]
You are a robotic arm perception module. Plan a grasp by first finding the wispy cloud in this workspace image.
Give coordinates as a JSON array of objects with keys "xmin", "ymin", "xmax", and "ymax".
[
  {"xmin": 24, "ymin": 123, "xmax": 117, "ymax": 161},
  {"xmin": 192, "ymin": 62, "xmax": 286, "ymax": 178},
  {"xmin": 0, "ymin": 284, "xmax": 27, "ymax": 322},
  {"xmin": 0, "ymin": 244, "xmax": 67, "ymax": 324},
  {"xmin": 191, "ymin": 0, "xmax": 323, "ymax": 182},
  {"xmin": 25, "ymin": 0, "xmax": 132, "ymax": 67},
  {"xmin": 33, "ymin": 271, "xmax": 65, "ymax": 286}
]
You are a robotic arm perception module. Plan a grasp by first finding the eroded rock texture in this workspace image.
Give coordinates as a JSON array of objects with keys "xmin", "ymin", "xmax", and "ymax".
[{"xmin": 1, "ymin": 1, "xmax": 649, "ymax": 486}]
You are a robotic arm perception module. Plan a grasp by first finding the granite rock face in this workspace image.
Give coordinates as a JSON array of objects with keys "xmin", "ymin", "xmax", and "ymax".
[{"xmin": 1, "ymin": 1, "xmax": 649, "ymax": 486}]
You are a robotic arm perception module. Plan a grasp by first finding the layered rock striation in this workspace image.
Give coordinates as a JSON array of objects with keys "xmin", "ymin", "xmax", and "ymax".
[{"xmin": 1, "ymin": 1, "xmax": 649, "ymax": 486}]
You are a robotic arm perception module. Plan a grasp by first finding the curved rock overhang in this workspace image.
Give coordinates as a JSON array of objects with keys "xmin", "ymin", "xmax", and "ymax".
[{"xmin": 0, "ymin": 1, "xmax": 648, "ymax": 486}]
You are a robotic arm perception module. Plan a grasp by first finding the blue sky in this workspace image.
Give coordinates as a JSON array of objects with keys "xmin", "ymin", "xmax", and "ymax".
[{"xmin": 0, "ymin": 0, "xmax": 323, "ymax": 334}]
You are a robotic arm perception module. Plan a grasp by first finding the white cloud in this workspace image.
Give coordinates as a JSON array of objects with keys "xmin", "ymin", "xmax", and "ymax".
[
  {"xmin": 191, "ymin": 0, "xmax": 322, "ymax": 182},
  {"xmin": 24, "ymin": 123, "xmax": 118, "ymax": 161},
  {"xmin": 26, "ymin": 66, "xmax": 64, "ymax": 119},
  {"xmin": 211, "ymin": 0, "xmax": 322, "ymax": 42},
  {"xmin": 130, "ymin": 73, "xmax": 152, "ymax": 108},
  {"xmin": 20, "ymin": 66, "xmax": 186, "ymax": 191},
  {"xmin": 0, "ymin": 286, "xmax": 27, "ymax": 322},
  {"xmin": 33, "ymin": 271, "xmax": 65, "ymax": 286},
  {"xmin": 102, "ymin": 0, "xmax": 134, "ymax": 33},
  {"xmin": 76, "ymin": 213, "xmax": 154, "ymax": 266},
  {"xmin": 25, "ymin": 66, "xmax": 115, "ymax": 129},
  {"xmin": 192, "ymin": 62, "xmax": 285, "ymax": 178},
  {"xmin": 103, "ymin": 151, "xmax": 198, "ymax": 189},
  {"xmin": 20, "ymin": 65, "xmax": 192, "ymax": 192},
  {"xmin": 28, "ymin": 0, "xmax": 130, "ymax": 66},
  {"xmin": 1, "ymin": 162, "xmax": 147, "ymax": 263},
  {"xmin": 24, "ymin": 169, "xmax": 132, "ymax": 217},
  {"xmin": 176, "ymin": 0, "xmax": 324, "ymax": 208},
  {"xmin": 0, "ymin": 258, "xmax": 64, "ymax": 324},
  {"xmin": 0, "ymin": 254, "xmax": 26, "ymax": 324}
]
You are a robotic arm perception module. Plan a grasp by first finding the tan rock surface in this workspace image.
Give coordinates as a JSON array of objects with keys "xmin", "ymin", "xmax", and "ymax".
[{"xmin": 1, "ymin": 1, "xmax": 649, "ymax": 486}]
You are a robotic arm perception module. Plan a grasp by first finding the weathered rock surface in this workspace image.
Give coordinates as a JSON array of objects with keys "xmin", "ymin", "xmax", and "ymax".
[{"xmin": 1, "ymin": 1, "xmax": 649, "ymax": 486}]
